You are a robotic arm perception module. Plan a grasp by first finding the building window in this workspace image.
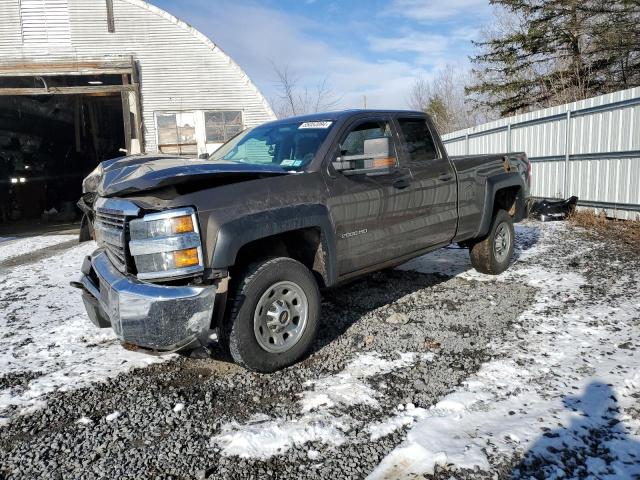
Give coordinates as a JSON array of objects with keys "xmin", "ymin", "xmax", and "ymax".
[
  {"xmin": 20, "ymin": 0, "xmax": 72, "ymax": 48},
  {"xmin": 205, "ymin": 111, "xmax": 243, "ymax": 143},
  {"xmin": 156, "ymin": 112, "xmax": 197, "ymax": 155}
]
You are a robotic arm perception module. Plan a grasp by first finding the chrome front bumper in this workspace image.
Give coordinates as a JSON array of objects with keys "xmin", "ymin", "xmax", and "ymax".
[{"xmin": 74, "ymin": 249, "xmax": 216, "ymax": 352}]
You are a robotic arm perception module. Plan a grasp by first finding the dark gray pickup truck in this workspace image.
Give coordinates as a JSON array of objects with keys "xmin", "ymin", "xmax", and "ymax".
[{"xmin": 73, "ymin": 110, "xmax": 530, "ymax": 372}]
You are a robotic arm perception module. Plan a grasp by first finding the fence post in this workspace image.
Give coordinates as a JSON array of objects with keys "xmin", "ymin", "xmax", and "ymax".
[
  {"xmin": 563, "ymin": 111, "xmax": 572, "ymax": 198},
  {"xmin": 465, "ymin": 133, "xmax": 469, "ymax": 155},
  {"xmin": 507, "ymin": 123, "xmax": 512, "ymax": 153}
]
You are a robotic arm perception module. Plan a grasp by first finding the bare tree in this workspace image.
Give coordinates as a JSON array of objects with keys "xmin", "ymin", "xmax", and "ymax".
[
  {"xmin": 407, "ymin": 65, "xmax": 493, "ymax": 134},
  {"xmin": 270, "ymin": 61, "xmax": 341, "ymax": 119}
]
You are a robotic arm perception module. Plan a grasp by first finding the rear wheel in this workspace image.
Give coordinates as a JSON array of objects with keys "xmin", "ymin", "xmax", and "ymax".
[
  {"xmin": 221, "ymin": 257, "xmax": 320, "ymax": 372},
  {"xmin": 469, "ymin": 209, "xmax": 514, "ymax": 275}
]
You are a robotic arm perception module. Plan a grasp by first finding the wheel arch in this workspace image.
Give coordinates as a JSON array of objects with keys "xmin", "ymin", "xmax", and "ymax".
[
  {"xmin": 476, "ymin": 173, "xmax": 527, "ymax": 238},
  {"xmin": 210, "ymin": 204, "xmax": 337, "ymax": 287}
]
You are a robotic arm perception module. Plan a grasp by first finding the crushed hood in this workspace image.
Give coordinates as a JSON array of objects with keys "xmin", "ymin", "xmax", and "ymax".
[{"xmin": 93, "ymin": 154, "xmax": 291, "ymax": 197}]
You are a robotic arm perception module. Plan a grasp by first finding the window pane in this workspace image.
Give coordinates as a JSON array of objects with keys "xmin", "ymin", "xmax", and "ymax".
[
  {"xmin": 341, "ymin": 121, "xmax": 391, "ymax": 156},
  {"xmin": 223, "ymin": 111, "xmax": 242, "ymax": 125},
  {"xmin": 157, "ymin": 112, "xmax": 196, "ymax": 155},
  {"xmin": 398, "ymin": 119, "xmax": 437, "ymax": 162},
  {"xmin": 206, "ymin": 123, "xmax": 225, "ymax": 142},
  {"xmin": 175, "ymin": 112, "xmax": 196, "ymax": 145},
  {"xmin": 157, "ymin": 113, "xmax": 178, "ymax": 146},
  {"xmin": 226, "ymin": 137, "xmax": 274, "ymax": 164},
  {"xmin": 211, "ymin": 122, "xmax": 333, "ymax": 170},
  {"xmin": 205, "ymin": 111, "xmax": 244, "ymax": 142},
  {"xmin": 205, "ymin": 111, "xmax": 224, "ymax": 124},
  {"xmin": 224, "ymin": 125, "xmax": 243, "ymax": 140}
]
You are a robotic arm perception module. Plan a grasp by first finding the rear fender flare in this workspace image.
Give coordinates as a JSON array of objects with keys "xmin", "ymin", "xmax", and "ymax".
[{"xmin": 476, "ymin": 173, "xmax": 526, "ymax": 238}]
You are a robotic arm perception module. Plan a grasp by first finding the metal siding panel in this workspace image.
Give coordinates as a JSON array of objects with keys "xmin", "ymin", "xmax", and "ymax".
[{"xmin": 443, "ymin": 87, "xmax": 640, "ymax": 220}]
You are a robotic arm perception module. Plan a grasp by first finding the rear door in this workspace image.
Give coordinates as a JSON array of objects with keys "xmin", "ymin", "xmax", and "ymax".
[
  {"xmin": 324, "ymin": 115, "xmax": 414, "ymax": 275},
  {"xmin": 395, "ymin": 116, "xmax": 458, "ymax": 248}
]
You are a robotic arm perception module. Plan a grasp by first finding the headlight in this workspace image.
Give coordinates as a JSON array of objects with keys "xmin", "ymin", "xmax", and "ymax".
[{"xmin": 129, "ymin": 207, "xmax": 204, "ymax": 280}]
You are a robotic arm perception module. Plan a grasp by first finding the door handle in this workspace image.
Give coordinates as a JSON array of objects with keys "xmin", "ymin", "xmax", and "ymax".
[
  {"xmin": 438, "ymin": 173, "xmax": 453, "ymax": 182},
  {"xmin": 393, "ymin": 178, "xmax": 411, "ymax": 190}
]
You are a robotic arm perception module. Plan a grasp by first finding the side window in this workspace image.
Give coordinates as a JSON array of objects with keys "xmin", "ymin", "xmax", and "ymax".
[
  {"xmin": 397, "ymin": 118, "xmax": 438, "ymax": 162},
  {"xmin": 341, "ymin": 121, "xmax": 393, "ymax": 156},
  {"xmin": 337, "ymin": 120, "xmax": 398, "ymax": 171}
]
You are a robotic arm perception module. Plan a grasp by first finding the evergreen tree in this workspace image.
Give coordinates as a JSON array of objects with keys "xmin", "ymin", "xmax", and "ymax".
[
  {"xmin": 424, "ymin": 95, "xmax": 455, "ymax": 134},
  {"xmin": 467, "ymin": 0, "xmax": 640, "ymax": 116}
]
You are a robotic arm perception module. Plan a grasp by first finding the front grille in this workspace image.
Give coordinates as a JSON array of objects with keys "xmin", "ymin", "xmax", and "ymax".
[{"xmin": 94, "ymin": 198, "xmax": 140, "ymax": 274}]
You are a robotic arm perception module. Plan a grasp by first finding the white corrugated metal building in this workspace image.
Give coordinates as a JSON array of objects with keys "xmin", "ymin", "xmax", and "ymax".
[{"xmin": 0, "ymin": 0, "xmax": 275, "ymax": 223}]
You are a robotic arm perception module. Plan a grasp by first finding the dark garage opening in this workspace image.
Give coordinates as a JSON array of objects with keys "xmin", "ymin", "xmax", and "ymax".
[{"xmin": 0, "ymin": 93, "xmax": 125, "ymax": 230}]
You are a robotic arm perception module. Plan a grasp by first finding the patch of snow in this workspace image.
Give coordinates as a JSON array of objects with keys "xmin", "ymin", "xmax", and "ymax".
[
  {"xmin": 369, "ymin": 224, "xmax": 640, "ymax": 479},
  {"xmin": 212, "ymin": 352, "xmax": 431, "ymax": 459},
  {"xmin": 213, "ymin": 413, "xmax": 350, "ymax": 459},
  {"xmin": 307, "ymin": 449, "xmax": 320, "ymax": 460},
  {"xmin": 0, "ymin": 242, "xmax": 165, "ymax": 422},
  {"xmin": 105, "ymin": 411, "xmax": 120, "ymax": 422},
  {"xmin": 300, "ymin": 352, "xmax": 419, "ymax": 413},
  {"xmin": 0, "ymin": 234, "xmax": 77, "ymax": 263},
  {"xmin": 173, "ymin": 403, "xmax": 184, "ymax": 413},
  {"xmin": 76, "ymin": 416, "xmax": 93, "ymax": 425}
]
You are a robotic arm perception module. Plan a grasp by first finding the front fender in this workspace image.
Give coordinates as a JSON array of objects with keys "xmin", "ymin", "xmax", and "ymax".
[{"xmin": 210, "ymin": 204, "xmax": 338, "ymax": 285}]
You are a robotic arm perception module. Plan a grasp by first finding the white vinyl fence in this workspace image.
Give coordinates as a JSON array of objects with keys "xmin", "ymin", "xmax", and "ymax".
[{"xmin": 442, "ymin": 87, "xmax": 640, "ymax": 220}]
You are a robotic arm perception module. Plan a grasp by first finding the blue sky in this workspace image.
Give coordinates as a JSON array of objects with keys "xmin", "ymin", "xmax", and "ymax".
[{"xmin": 153, "ymin": 0, "xmax": 493, "ymax": 109}]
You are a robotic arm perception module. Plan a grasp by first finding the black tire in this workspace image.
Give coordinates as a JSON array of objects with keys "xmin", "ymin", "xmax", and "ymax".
[
  {"xmin": 221, "ymin": 257, "xmax": 320, "ymax": 373},
  {"xmin": 469, "ymin": 209, "xmax": 515, "ymax": 275}
]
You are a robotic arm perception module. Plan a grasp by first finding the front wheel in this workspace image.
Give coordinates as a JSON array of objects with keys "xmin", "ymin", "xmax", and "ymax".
[
  {"xmin": 469, "ymin": 209, "xmax": 515, "ymax": 275},
  {"xmin": 221, "ymin": 257, "xmax": 320, "ymax": 372}
]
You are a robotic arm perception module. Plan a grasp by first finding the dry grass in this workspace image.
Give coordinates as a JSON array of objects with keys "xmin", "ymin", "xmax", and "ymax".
[{"xmin": 569, "ymin": 210, "xmax": 640, "ymax": 253}]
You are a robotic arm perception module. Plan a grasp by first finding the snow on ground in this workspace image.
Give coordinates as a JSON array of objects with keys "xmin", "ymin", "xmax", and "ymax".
[
  {"xmin": 0, "ymin": 234, "xmax": 77, "ymax": 263},
  {"xmin": 210, "ymin": 223, "xmax": 640, "ymax": 478},
  {"xmin": 212, "ymin": 352, "xmax": 436, "ymax": 459},
  {"xmin": 370, "ymin": 224, "xmax": 640, "ymax": 479},
  {"xmin": 0, "ymin": 240, "xmax": 164, "ymax": 422}
]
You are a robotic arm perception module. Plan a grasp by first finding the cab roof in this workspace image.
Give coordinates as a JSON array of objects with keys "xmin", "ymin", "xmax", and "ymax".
[{"xmin": 262, "ymin": 109, "xmax": 426, "ymax": 126}]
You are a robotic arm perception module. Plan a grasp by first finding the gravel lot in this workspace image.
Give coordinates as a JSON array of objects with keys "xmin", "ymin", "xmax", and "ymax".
[{"xmin": 0, "ymin": 222, "xmax": 638, "ymax": 479}]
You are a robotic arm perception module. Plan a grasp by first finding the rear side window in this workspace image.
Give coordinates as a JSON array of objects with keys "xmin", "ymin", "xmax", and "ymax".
[{"xmin": 397, "ymin": 118, "xmax": 438, "ymax": 162}]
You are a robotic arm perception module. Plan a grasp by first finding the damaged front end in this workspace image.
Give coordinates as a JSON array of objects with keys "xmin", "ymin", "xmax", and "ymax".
[{"xmin": 71, "ymin": 197, "xmax": 217, "ymax": 353}]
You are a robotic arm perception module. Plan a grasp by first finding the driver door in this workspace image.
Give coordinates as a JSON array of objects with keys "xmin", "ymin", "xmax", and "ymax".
[{"xmin": 324, "ymin": 116, "xmax": 414, "ymax": 275}]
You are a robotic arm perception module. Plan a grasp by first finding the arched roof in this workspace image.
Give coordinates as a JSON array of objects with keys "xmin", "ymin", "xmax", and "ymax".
[{"xmin": 123, "ymin": 0, "xmax": 275, "ymax": 119}]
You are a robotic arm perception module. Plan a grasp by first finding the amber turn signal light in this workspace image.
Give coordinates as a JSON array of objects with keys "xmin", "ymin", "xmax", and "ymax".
[
  {"xmin": 171, "ymin": 215, "xmax": 194, "ymax": 234},
  {"xmin": 174, "ymin": 248, "xmax": 199, "ymax": 268}
]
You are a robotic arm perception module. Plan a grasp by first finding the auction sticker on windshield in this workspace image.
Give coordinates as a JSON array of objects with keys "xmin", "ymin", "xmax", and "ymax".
[{"xmin": 299, "ymin": 121, "xmax": 333, "ymax": 129}]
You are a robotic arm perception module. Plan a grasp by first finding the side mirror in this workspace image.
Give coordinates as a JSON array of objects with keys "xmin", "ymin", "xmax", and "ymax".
[
  {"xmin": 198, "ymin": 153, "xmax": 209, "ymax": 159},
  {"xmin": 332, "ymin": 137, "xmax": 397, "ymax": 176}
]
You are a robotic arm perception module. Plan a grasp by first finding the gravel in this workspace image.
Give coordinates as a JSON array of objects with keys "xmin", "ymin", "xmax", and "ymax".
[{"xmin": 0, "ymin": 221, "xmax": 637, "ymax": 479}]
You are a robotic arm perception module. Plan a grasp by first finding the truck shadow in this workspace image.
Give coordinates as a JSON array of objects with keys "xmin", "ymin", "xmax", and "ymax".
[
  {"xmin": 310, "ymin": 223, "xmax": 541, "ymax": 355},
  {"xmin": 512, "ymin": 381, "xmax": 640, "ymax": 478},
  {"xmin": 311, "ymin": 268, "xmax": 454, "ymax": 354},
  {"xmin": 206, "ymin": 223, "xmax": 541, "ymax": 362}
]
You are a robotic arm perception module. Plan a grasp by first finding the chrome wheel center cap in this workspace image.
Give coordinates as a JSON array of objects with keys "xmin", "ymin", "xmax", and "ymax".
[{"xmin": 267, "ymin": 300, "xmax": 291, "ymax": 331}]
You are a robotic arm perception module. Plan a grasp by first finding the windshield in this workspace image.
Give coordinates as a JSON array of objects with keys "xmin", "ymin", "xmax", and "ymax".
[{"xmin": 209, "ymin": 121, "xmax": 334, "ymax": 170}]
